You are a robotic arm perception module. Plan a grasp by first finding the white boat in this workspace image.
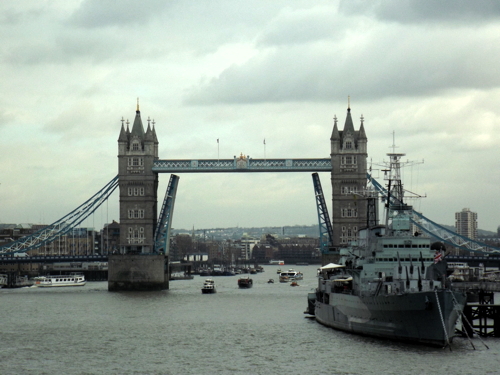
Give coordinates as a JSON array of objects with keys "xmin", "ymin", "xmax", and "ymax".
[
  {"xmin": 279, "ymin": 269, "xmax": 303, "ymax": 282},
  {"xmin": 201, "ymin": 278, "xmax": 216, "ymax": 294},
  {"xmin": 0, "ymin": 274, "xmax": 7, "ymax": 288},
  {"xmin": 33, "ymin": 273, "xmax": 86, "ymax": 287},
  {"xmin": 269, "ymin": 260, "xmax": 285, "ymax": 265}
]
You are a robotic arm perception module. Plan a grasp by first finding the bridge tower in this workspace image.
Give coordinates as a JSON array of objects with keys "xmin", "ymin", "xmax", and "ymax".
[
  {"xmin": 330, "ymin": 104, "xmax": 368, "ymax": 250},
  {"xmin": 117, "ymin": 101, "xmax": 159, "ymax": 253},
  {"xmin": 109, "ymin": 101, "xmax": 168, "ymax": 291}
]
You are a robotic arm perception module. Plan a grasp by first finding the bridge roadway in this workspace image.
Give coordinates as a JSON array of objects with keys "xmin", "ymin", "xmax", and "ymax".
[
  {"xmin": 0, "ymin": 255, "xmax": 108, "ymax": 264},
  {"xmin": 2, "ymin": 254, "xmax": 500, "ymax": 268},
  {"xmin": 446, "ymin": 255, "xmax": 500, "ymax": 268},
  {"xmin": 152, "ymin": 158, "xmax": 332, "ymax": 173}
]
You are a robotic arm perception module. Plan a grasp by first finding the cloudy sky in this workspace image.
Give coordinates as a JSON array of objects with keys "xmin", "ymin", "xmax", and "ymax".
[{"xmin": 1, "ymin": 0, "xmax": 500, "ymax": 233}]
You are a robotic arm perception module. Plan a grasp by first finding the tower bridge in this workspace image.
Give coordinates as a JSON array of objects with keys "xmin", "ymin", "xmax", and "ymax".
[
  {"xmin": 1, "ymin": 102, "xmax": 498, "ymax": 291},
  {"xmin": 110, "ymin": 101, "xmax": 367, "ymax": 290}
]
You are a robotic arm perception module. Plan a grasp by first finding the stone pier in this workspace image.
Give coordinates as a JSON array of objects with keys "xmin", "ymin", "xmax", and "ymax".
[{"xmin": 108, "ymin": 254, "xmax": 169, "ymax": 291}]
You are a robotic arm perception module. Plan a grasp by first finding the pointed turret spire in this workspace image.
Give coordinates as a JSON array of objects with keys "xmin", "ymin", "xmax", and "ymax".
[
  {"xmin": 118, "ymin": 124, "xmax": 128, "ymax": 143},
  {"xmin": 130, "ymin": 99, "xmax": 145, "ymax": 139},
  {"xmin": 152, "ymin": 119, "xmax": 158, "ymax": 143},
  {"xmin": 330, "ymin": 115, "xmax": 340, "ymax": 141},
  {"xmin": 359, "ymin": 114, "xmax": 367, "ymax": 140},
  {"xmin": 343, "ymin": 104, "xmax": 355, "ymax": 134},
  {"xmin": 145, "ymin": 117, "xmax": 154, "ymax": 142}
]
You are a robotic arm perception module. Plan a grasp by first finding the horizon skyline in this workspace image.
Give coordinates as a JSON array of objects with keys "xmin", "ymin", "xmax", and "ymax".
[{"xmin": 1, "ymin": 215, "xmax": 498, "ymax": 237}]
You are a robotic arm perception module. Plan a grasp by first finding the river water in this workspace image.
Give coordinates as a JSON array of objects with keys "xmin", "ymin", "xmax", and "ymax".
[{"xmin": 1, "ymin": 265, "xmax": 499, "ymax": 375}]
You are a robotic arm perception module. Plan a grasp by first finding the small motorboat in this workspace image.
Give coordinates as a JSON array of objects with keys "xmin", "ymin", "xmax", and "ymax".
[
  {"xmin": 238, "ymin": 277, "xmax": 253, "ymax": 288},
  {"xmin": 267, "ymin": 279, "xmax": 274, "ymax": 284},
  {"xmin": 201, "ymin": 279, "xmax": 216, "ymax": 294},
  {"xmin": 290, "ymin": 281, "xmax": 299, "ymax": 287}
]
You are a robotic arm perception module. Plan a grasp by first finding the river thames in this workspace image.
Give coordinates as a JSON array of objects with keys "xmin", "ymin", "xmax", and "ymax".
[{"xmin": 1, "ymin": 265, "xmax": 499, "ymax": 375}]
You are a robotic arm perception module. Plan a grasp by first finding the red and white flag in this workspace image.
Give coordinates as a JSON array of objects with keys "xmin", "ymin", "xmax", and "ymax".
[{"xmin": 434, "ymin": 251, "xmax": 443, "ymax": 263}]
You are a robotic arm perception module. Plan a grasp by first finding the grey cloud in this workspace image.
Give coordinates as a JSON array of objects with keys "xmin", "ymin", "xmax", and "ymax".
[
  {"xmin": 339, "ymin": 0, "xmax": 500, "ymax": 24},
  {"xmin": 0, "ymin": 7, "xmax": 43, "ymax": 26},
  {"xmin": 184, "ymin": 28, "xmax": 500, "ymax": 105},
  {"xmin": 0, "ymin": 110, "xmax": 14, "ymax": 129},
  {"xmin": 42, "ymin": 102, "xmax": 115, "ymax": 141},
  {"xmin": 3, "ymin": 32, "xmax": 127, "ymax": 65},
  {"xmin": 68, "ymin": 0, "xmax": 290, "ymax": 29},
  {"xmin": 257, "ymin": 6, "xmax": 340, "ymax": 47},
  {"xmin": 69, "ymin": 0, "xmax": 172, "ymax": 28}
]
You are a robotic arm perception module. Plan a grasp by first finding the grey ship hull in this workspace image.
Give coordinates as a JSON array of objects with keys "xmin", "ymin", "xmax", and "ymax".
[{"xmin": 314, "ymin": 290, "xmax": 466, "ymax": 347}]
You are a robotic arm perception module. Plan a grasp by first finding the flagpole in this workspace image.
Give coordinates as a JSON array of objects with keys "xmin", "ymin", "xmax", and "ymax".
[
  {"xmin": 263, "ymin": 138, "xmax": 266, "ymax": 161},
  {"xmin": 217, "ymin": 138, "xmax": 219, "ymax": 163}
]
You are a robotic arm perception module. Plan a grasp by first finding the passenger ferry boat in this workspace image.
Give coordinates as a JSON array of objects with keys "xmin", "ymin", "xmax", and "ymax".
[
  {"xmin": 33, "ymin": 273, "xmax": 86, "ymax": 287},
  {"xmin": 279, "ymin": 269, "xmax": 304, "ymax": 283}
]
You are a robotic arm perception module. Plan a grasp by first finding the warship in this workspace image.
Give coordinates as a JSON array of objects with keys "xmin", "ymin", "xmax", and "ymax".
[{"xmin": 306, "ymin": 151, "xmax": 467, "ymax": 347}]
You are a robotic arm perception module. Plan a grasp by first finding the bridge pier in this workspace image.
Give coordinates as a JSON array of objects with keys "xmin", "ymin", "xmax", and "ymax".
[
  {"xmin": 108, "ymin": 254, "xmax": 169, "ymax": 291},
  {"xmin": 456, "ymin": 290, "xmax": 500, "ymax": 338}
]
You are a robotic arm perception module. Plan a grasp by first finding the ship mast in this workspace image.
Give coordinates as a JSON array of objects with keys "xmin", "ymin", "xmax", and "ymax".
[
  {"xmin": 381, "ymin": 134, "xmax": 424, "ymax": 235},
  {"xmin": 386, "ymin": 152, "xmax": 406, "ymax": 205}
]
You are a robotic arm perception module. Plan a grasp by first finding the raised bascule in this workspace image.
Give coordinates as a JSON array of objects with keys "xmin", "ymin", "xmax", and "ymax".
[{"xmin": 1, "ymin": 101, "xmax": 499, "ymax": 291}]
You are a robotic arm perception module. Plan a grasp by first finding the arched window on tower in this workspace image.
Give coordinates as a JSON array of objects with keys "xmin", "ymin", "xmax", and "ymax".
[{"xmin": 132, "ymin": 142, "xmax": 140, "ymax": 151}]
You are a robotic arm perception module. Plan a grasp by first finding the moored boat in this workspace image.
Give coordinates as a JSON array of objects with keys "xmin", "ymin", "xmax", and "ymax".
[
  {"xmin": 33, "ymin": 273, "xmax": 86, "ymax": 287},
  {"xmin": 238, "ymin": 276, "xmax": 253, "ymax": 288},
  {"xmin": 199, "ymin": 269, "xmax": 211, "ymax": 277},
  {"xmin": 307, "ymin": 151, "xmax": 467, "ymax": 347},
  {"xmin": 0, "ymin": 273, "xmax": 7, "ymax": 288},
  {"xmin": 201, "ymin": 279, "xmax": 216, "ymax": 294},
  {"xmin": 269, "ymin": 260, "xmax": 285, "ymax": 265},
  {"xmin": 11, "ymin": 275, "xmax": 34, "ymax": 288}
]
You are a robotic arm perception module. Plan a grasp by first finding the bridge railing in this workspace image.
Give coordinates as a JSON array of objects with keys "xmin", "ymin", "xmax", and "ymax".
[{"xmin": 153, "ymin": 158, "xmax": 331, "ymax": 173}]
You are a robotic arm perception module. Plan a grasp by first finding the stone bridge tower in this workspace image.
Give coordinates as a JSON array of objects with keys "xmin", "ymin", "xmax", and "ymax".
[
  {"xmin": 109, "ymin": 102, "xmax": 167, "ymax": 291},
  {"xmin": 330, "ymin": 105, "xmax": 368, "ymax": 249},
  {"xmin": 117, "ymin": 101, "xmax": 159, "ymax": 254}
]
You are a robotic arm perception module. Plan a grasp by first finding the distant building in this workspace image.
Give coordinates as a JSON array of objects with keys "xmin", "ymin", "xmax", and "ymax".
[
  {"xmin": 0, "ymin": 223, "xmax": 99, "ymax": 256},
  {"xmin": 455, "ymin": 208, "xmax": 477, "ymax": 240},
  {"xmin": 236, "ymin": 238, "xmax": 259, "ymax": 260},
  {"xmin": 99, "ymin": 220, "xmax": 121, "ymax": 254}
]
